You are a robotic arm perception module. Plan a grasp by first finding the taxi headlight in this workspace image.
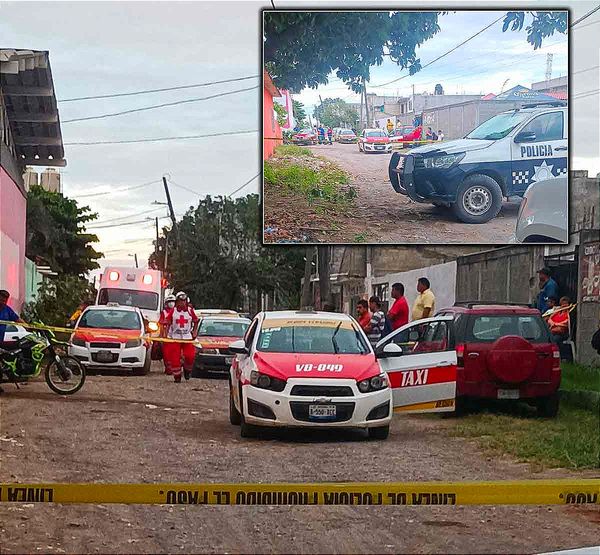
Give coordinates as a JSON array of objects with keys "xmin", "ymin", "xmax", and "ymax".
[
  {"xmin": 147, "ymin": 321, "xmax": 159, "ymax": 332},
  {"xmin": 125, "ymin": 338, "xmax": 142, "ymax": 348},
  {"xmin": 358, "ymin": 374, "xmax": 389, "ymax": 393},
  {"xmin": 250, "ymin": 370, "xmax": 286, "ymax": 392},
  {"xmin": 423, "ymin": 152, "xmax": 465, "ymax": 169}
]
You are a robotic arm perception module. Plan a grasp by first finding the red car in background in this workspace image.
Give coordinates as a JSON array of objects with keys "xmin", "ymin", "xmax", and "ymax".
[
  {"xmin": 357, "ymin": 129, "xmax": 392, "ymax": 153},
  {"xmin": 436, "ymin": 302, "xmax": 561, "ymax": 416},
  {"xmin": 389, "ymin": 125, "xmax": 423, "ymax": 146},
  {"xmin": 292, "ymin": 128, "xmax": 317, "ymax": 146}
]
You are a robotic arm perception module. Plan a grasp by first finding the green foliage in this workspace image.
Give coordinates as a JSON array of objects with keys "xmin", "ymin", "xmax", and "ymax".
[
  {"xmin": 502, "ymin": 11, "xmax": 567, "ymax": 49},
  {"xmin": 273, "ymin": 102, "xmax": 288, "ymax": 126},
  {"xmin": 22, "ymin": 275, "xmax": 95, "ymax": 328},
  {"xmin": 292, "ymin": 99, "xmax": 307, "ymax": 125},
  {"xmin": 26, "ymin": 185, "xmax": 102, "ymax": 276},
  {"xmin": 274, "ymin": 144, "xmax": 314, "ymax": 158},
  {"xmin": 560, "ymin": 363, "xmax": 600, "ymax": 393},
  {"xmin": 148, "ymin": 195, "xmax": 305, "ymax": 312},
  {"xmin": 264, "ymin": 11, "xmax": 441, "ymax": 92},
  {"xmin": 313, "ymin": 98, "xmax": 359, "ymax": 128}
]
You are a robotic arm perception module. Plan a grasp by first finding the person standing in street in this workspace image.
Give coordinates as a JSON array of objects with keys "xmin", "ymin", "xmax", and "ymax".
[
  {"xmin": 356, "ymin": 300, "xmax": 372, "ymax": 334},
  {"xmin": 327, "ymin": 127, "xmax": 333, "ymax": 144},
  {"xmin": 437, "ymin": 130, "xmax": 444, "ymax": 141},
  {"xmin": 161, "ymin": 291, "xmax": 199, "ymax": 383},
  {"xmin": 0, "ymin": 290, "xmax": 25, "ymax": 347},
  {"xmin": 158, "ymin": 294, "xmax": 176, "ymax": 374},
  {"xmin": 412, "ymin": 278, "xmax": 436, "ymax": 321},
  {"xmin": 318, "ymin": 125, "xmax": 325, "ymax": 145},
  {"xmin": 536, "ymin": 268, "xmax": 560, "ymax": 315},
  {"xmin": 387, "ymin": 283, "xmax": 409, "ymax": 330},
  {"xmin": 366, "ymin": 296, "xmax": 386, "ymax": 345}
]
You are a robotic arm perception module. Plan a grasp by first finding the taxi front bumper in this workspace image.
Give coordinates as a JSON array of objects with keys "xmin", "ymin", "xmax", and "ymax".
[{"xmin": 242, "ymin": 378, "xmax": 392, "ymax": 428}]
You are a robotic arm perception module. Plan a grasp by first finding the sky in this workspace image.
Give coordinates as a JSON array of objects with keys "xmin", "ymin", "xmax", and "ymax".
[{"xmin": 1, "ymin": 0, "xmax": 598, "ymax": 274}]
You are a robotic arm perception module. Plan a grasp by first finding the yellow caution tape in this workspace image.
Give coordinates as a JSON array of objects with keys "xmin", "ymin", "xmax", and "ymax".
[
  {"xmin": 0, "ymin": 480, "xmax": 598, "ymax": 505},
  {"xmin": 0, "ymin": 320, "xmax": 197, "ymax": 345}
]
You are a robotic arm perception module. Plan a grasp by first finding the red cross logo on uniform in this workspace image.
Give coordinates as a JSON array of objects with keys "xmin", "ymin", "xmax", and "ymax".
[{"xmin": 176, "ymin": 314, "xmax": 188, "ymax": 328}]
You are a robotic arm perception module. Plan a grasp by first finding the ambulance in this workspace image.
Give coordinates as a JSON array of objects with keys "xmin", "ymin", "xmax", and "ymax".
[
  {"xmin": 96, "ymin": 267, "xmax": 166, "ymax": 332},
  {"xmin": 388, "ymin": 102, "xmax": 568, "ymax": 224}
]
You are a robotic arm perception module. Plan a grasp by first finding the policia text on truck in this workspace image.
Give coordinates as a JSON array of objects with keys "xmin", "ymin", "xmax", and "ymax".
[{"xmin": 388, "ymin": 102, "xmax": 567, "ymax": 224}]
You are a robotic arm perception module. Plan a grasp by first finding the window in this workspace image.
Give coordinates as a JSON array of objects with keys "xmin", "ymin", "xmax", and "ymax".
[
  {"xmin": 466, "ymin": 112, "xmax": 531, "ymax": 140},
  {"xmin": 388, "ymin": 321, "xmax": 450, "ymax": 355},
  {"xmin": 521, "ymin": 112, "xmax": 564, "ymax": 142},
  {"xmin": 198, "ymin": 319, "xmax": 249, "ymax": 338},
  {"xmin": 4, "ymin": 325, "xmax": 17, "ymax": 333},
  {"xmin": 98, "ymin": 288, "xmax": 159, "ymax": 311},
  {"xmin": 244, "ymin": 319, "xmax": 259, "ymax": 349},
  {"xmin": 468, "ymin": 315, "xmax": 548, "ymax": 343},
  {"xmin": 257, "ymin": 322, "xmax": 369, "ymax": 354},
  {"xmin": 79, "ymin": 310, "xmax": 141, "ymax": 331},
  {"xmin": 367, "ymin": 131, "xmax": 387, "ymax": 137}
]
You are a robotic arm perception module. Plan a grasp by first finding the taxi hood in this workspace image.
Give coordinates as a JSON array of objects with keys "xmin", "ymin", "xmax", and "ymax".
[
  {"xmin": 253, "ymin": 351, "xmax": 380, "ymax": 381},
  {"xmin": 410, "ymin": 137, "xmax": 495, "ymax": 156},
  {"xmin": 73, "ymin": 328, "xmax": 141, "ymax": 343}
]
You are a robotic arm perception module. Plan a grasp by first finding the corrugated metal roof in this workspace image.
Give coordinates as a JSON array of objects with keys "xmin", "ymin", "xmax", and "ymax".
[{"xmin": 0, "ymin": 49, "xmax": 66, "ymax": 168}]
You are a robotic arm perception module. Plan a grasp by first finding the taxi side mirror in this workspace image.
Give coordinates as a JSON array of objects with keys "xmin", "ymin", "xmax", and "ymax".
[
  {"xmin": 376, "ymin": 342, "xmax": 404, "ymax": 358},
  {"xmin": 514, "ymin": 131, "xmax": 537, "ymax": 143},
  {"xmin": 229, "ymin": 339, "xmax": 249, "ymax": 356}
]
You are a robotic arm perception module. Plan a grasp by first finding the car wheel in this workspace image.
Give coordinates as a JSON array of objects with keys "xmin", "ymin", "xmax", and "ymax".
[
  {"xmin": 134, "ymin": 350, "xmax": 152, "ymax": 375},
  {"xmin": 368, "ymin": 425, "xmax": 389, "ymax": 440},
  {"xmin": 452, "ymin": 175, "xmax": 503, "ymax": 224},
  {"xmin": 229, "ymin": 383, "xmax": 242, "ymax": 425},
  {"xmin": 536, "ymin": 392, "xmax": 559, "ymax": 418}
]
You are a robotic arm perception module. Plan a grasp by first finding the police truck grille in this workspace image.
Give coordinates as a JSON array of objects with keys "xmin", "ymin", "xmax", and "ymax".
[
  {"xmin": 413, "ymin": 155, "xmax": 424, "ymax": 169},
  {"xmin": 290, "ymin": 385, "xmax": 354, "ymax": 397},
  {"xmin": 289, "ymin": 402, "xmax": 355, "ymax": 422}
]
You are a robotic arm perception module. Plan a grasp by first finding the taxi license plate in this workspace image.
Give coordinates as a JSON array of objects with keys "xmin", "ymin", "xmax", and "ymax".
[
  {"xmin": 97, "ymin": 350, "xmax": 114, "ymax": 363},
  {"xmin": 225, "ymin": 357, "xmax": 233, "ymax": 365},
  {"xmin": 375, "ymin": 145, "xmax": 384, "ymax": 150},
  {"xmin": 497, "ymin": 389, "xmax": 519, "ymax": 399},
  {"xmin": 309, "ymin": 405, "xmax": 336, "ymax": 419}
]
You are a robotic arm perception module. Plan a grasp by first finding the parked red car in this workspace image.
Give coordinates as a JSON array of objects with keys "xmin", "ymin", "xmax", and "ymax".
[
  {"xmin": 357, "ymin": 129, "xmax": 392, "ymax": 153},
  {"xmin": 292, "ymin": 128, "xmax": 317, "ymax": 146},
  {"xmin": 389, "ymin": 125, "xmax": 423, "ymax": 146},
  {"xmin": 436, "ymin": 302, "xmax": 561, "ymax": 416}
]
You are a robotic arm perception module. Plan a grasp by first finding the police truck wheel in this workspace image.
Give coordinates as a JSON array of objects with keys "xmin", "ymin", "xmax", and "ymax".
[
  {"xmin": 452, "ymin": 175, "xmax": 503, "ymax": 224},
  {"xmin": 368, "ymin": 425, "xmax": 389, "ymax": 440}
]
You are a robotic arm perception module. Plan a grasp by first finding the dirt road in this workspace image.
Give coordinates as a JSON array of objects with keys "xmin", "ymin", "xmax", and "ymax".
[
  {"xmin": 306, "ymin": 143, "xmax": 520, "ymax": 244},
  {"xmin": 1, "ymin": 367, "xmax": 598, "ymax": 554}
]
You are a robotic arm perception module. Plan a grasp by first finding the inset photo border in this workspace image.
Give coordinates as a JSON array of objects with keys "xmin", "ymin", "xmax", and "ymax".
[{"xmin": 261, "ymin": 8, "xmax": 570, "ymax": 246}]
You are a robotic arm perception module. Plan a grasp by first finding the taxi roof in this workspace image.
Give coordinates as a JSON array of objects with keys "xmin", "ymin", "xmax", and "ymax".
[
  {"xmin": 85, "ymin": 304, "xmax": 141, "ymax": 312},
  {"xmin": 261, "ymin": 310, "xmax": 353, "ymax": 322}
]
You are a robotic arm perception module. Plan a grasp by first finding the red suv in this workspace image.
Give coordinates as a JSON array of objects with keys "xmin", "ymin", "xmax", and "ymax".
[{"xmin": 437, "ymin": 302, "xmax": 561, "ymax": 417}]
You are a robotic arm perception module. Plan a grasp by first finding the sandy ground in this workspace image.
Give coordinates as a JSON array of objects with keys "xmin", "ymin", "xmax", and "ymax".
[
  {"xmin": 1, "ymin": 365, "xmax": 599, "ymax": 554},
  {"xmin": 264, "ymin": 142, "xmax": 520, "ymax": 245}
]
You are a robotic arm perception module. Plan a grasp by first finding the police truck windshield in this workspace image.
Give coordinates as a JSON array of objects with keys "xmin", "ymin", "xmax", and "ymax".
[
  {"xmin": 466, "ymin": 112, "xmax": 531, "ymax": 141},
  {"xmin": 98, "ymin": 288, "xmax": 159, "ymax": 310}
]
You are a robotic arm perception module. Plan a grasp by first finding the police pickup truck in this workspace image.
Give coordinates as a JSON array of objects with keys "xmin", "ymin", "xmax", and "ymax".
[{"xmin": 388, "ymin": 102, "xmax": 568, "ymax": 224}]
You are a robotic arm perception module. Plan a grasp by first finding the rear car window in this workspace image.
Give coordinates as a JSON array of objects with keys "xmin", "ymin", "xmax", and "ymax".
[
  {"xmin": 198, "ymin": 319, "xmax": 249, "ymax": 338},
  {"xmin": 257, "ymin": 321, "xmax": 369, "ymax": 354},
  {"xmin": 467, "ymin": 315, "xmax": 549, "ymax": 343}
]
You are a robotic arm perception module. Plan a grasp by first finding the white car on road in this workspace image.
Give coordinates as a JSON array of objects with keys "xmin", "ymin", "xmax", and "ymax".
[{"xmin": 228, "ymin": 311, "xmax": 457, "ymax": 439}]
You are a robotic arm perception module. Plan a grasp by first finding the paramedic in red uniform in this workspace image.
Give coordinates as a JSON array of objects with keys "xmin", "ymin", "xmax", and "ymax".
[
  {"xmin": 158, "ymin": 294, "xmax": 176, "ymax": 374},
  {"xmin": 161, "ymin": 291, "xmax": 198, "ymax": 382}
]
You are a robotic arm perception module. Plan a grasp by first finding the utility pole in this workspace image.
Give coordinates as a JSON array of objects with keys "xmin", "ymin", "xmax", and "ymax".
[
  {"xmin": 134, "ymin": 254, "xmax": 138, "ymax": 268},
  {"xmin": 155, "ymin": 217, "xmax": 159, "ymax": 258},
  {"xmin": 162, "ymin": 176, "xmax": 177, "ymax": 230}
]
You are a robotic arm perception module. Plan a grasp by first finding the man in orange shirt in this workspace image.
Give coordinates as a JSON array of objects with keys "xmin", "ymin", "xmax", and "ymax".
[
  {"xmin": 356, "ymin": 300, "xmax": 372, "ymax": 334},
  {"xmin": 547, "ymin": 296, "xmax": 571, "ymax": 343}
]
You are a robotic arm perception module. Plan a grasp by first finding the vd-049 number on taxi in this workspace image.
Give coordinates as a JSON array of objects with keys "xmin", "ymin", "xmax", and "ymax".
[{"xmin": 228, "ymin": 311, "xmax": 457, "ymax": 440}]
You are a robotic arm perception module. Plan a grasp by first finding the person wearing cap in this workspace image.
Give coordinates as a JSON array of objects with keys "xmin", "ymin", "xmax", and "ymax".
[
  {"xmin": 157, "ymin": 294, "xmax": 176, "ymax": 374},
  {"xmin": 161, "ymin": 292, "xmax": 199, "ymax": 382},
  {"xmin": 0, "ymin": 290, "xmax": 25, "ymax": 347},
  {"xmin": 536, "ymin": 268, "xmax": 559, "ymax": 315}
]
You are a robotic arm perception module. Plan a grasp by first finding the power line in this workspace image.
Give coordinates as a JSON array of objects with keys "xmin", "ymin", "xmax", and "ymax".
[
  {"xmin": 62, "ymin": 86, "xmax": 259, "ymax": 123},
  {"xmin": 228, "ymin": 173, "xmax": 261, "ymax": 197},
  {"xmin": 88, "ymin": 215, "xmax": 171, "ymax": 230},
  {"xmin": 168, "ymin": 179, "xmax": 204, "ymax": 197},
  {"xmin": 71, "ymin": 178, "xmax": 163, "ymax": 198},
  {"xmin": 88, "ymin": 206, "xmax": 165, "ymax": 227},
  {"xmin": 370, "ymin": 15, "xmax": 504, "ymax": 88},
  {"xmin": 571, "ymin": 64, "xmax": 600, "ymax": 75},
  {"xmin": 570, "ymin": 5, "xmax": 600, "ymax": 27},
  {"xmin": 572, "ymin": 17, "xmax": 600, "ymax": 30},
  {"xmin": 64, "ymin": 129, "xmax": 258, "ymax": 146},
  {"xmin": 58, "ymin": 75, "xmax": 260, "ymax": 103}
]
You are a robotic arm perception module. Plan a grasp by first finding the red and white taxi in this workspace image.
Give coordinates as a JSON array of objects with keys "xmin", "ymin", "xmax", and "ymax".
[
  {"xmin": 358, "ymin": 129, "xmax": 392, "ymax": 154},
  {"xmin": 69, "ymin": 304, "xmax": 151, "ymax": 375},
  {"xmin": 229, "ymin": 311, "xmax": 457, "ymax": 439}
]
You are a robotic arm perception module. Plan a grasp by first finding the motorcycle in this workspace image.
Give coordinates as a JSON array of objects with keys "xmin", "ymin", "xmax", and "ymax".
[{"xmin": 0, "ymin": 326, "xmax": 86, "ymax": 395}]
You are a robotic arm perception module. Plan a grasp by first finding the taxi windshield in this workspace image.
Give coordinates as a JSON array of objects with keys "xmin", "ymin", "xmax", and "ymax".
[
  {"xmin": 367, "ymin": 131, "xmax": 387, "ymax": 137},
  {"xmin": 466, "ymin": 111, "xmax": 530, "ymax": 140},
  {"xmin": 257, "ymin": 321, "xmax": 369, "ymax": 354},
  {"xmin": 79, "ymin": 309, "xmax": 141, "ymax": 330},
  {"xmin": 198, "ymin": 319, "xmax": 249, "ymax": 338}
]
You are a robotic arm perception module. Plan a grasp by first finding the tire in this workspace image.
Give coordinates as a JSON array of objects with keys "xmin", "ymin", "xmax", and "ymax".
[
  {"xmin": 451, "ymin": 174, "xmax": 503, "ymax": 224},
  {"xmin": 536, "ymin": 392, "xmax": 559, "ymax": 418},
  {"xmin": 368, "ymin": 425, "xmax": 390, "ymax": 440},
  {"xmin": 134, "ymin": 349, "xmax": 152, "ymax": 375},
  {"xmin": 229, "ymin": 384, "xmax": 241, "ymax": 425},
  {"xmin": 45, "ymin": 356, "xmax": 86, "ymax": 395},
  {"xmin": 191, "ymin": 365, "xmax": 209, "ymax": 379}
]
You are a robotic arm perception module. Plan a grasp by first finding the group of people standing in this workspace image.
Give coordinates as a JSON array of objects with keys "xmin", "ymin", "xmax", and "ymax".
[
  {"xmin": 536, "ymin": 267, "xmax": 575, "ymax": 352},
  {"xmin": 316, "ymin": 125, "xmax": 334, "ymax": 144},
  {"xmin": 355, "ymin": 278, "xmax": 436, "ymax": 346}
]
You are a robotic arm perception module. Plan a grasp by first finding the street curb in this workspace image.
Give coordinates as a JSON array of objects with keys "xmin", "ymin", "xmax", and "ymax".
[{"xmin": 560, "ymin": 389, "xmax": 600, "ymax": 412}]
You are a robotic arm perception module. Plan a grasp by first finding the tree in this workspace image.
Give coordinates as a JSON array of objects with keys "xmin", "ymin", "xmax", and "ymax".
[
  {"xmin": 148, "ymin": 194, "xmax": 306, "ymax": 313},
  {"xmin": 26, "ymin": 185, "xmax": 102, "ymax": 276},
  {"xmin": 264, "ymin": 11, "xmax": 567, "ymax": 92},
  {"xmin": 292, "ymin": 99, "xmax": 307, "ymax": 126},
  {"xmin": 313, "ymin": 98, "xmax": 359, "ymax": 128},
  {"xmin": 273, "ymin": 102, "xmax": 287, "ymax": 126}
]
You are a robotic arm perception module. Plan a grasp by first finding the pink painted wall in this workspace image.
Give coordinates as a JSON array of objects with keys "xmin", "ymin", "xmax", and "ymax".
[{"xmin": 0, "ymin": 166, "xmax": 26, "ymax": 311}]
